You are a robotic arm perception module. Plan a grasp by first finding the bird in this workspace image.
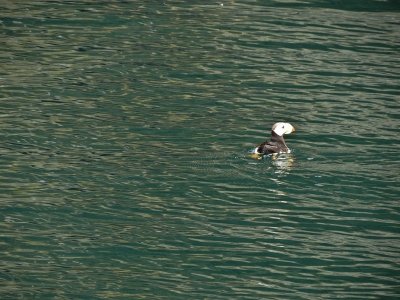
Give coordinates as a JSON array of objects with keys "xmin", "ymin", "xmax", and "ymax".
[{"xmin": 251, "ymin": 122, "xmax": 295, "ymax": 156}]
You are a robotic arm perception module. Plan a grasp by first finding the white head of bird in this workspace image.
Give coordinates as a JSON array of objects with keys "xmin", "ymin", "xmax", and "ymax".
[{"xmin": 272, "ymin": 122, "xmax": 295, "ymax": 136}]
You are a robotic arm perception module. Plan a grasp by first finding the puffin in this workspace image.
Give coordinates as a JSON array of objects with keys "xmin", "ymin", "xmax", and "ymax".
[{"xmin": 251, "ymin": 122, "xmax": 295, "ymax": 157}]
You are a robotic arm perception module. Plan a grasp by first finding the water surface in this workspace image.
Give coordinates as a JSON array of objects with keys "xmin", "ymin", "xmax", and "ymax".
[{"xmin": 1, "ymin": 0, "xmax": 400, "ymax": 299}]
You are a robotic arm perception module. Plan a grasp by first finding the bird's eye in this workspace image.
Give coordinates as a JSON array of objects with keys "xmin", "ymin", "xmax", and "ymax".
[{"xmin": 282, "ymin": 125, "xmax": 285, "ymax": 128}]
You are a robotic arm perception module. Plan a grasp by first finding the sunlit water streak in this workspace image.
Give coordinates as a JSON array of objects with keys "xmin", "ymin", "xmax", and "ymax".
[{"xmin": 1, "ymin": 0, "xmax": 400, "ymax": 299}]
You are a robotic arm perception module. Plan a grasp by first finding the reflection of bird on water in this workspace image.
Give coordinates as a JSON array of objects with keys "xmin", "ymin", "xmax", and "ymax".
[
  {"xmin": 249, "ymin": 122, "xmax": 296, "ymax": 159},
  {"xmin": 271, "ymin": 153, "xmax": 295, "ymax": 174}
]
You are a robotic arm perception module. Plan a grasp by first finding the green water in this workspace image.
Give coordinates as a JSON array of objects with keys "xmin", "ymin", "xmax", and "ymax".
[{"xmin": 1, "ymin": 1, "xmax": 400, "ymax": 299}]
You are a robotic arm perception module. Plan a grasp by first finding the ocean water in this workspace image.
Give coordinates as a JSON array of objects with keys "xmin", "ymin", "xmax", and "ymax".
[{"xmin": 1, "ymin": 0, "xmax": 399, "ymax": 299}]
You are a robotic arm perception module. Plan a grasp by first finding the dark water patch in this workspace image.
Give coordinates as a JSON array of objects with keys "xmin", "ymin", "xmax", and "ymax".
[{"xmin": 257, "ymin": 0, "xmax": 400, "ymax": 12}]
